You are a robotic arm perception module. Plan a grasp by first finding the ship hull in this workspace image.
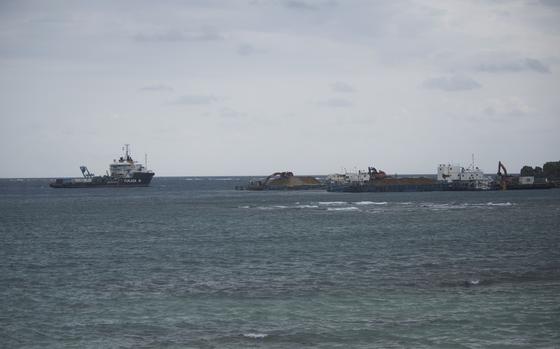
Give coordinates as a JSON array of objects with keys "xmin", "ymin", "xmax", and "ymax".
[
  {"xmin": 493, "ymin": 183, "xmax": 555, "ymax": 190},
  {"xmin": 328, "ymin": 183, "xmax": 448, "ymax": 192},
  {"xmin": 50, "ymin": 172, "xmax": 154, "ymax": 188},
  {"xmin": 327, "ymin": 177, "xmax": 449, "ymax": 192}
]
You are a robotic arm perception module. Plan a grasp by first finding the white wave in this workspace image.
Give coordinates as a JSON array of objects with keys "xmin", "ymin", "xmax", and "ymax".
[
  {"xmin": 296, "ymin": 205, "xmax": 319, "ymax": 209},
  {"xmin": 354, "ymin": 201, "xmax": 387, "ymax": 205},
  {"xmin": 327, "ymin": 207, "xmax": 359, "ymax": 211},
  {"xmin": 256, "ymin": 205, "xmax": 288, "ymax": 210},
  {"xmin": 318, "ymin": 201, "xmax": 347, "ymax": 206},
  {"xmin": 421, "ymin": 203, "xmax": 466, "ymax": 210},
  {"xmin": 239, "ymin": 205, "xmax": 250, "ymax": 209},
  {"xmin": 243, "ymin": 333, "xmax": 268, "ymax": 339},
  {"xmin": 486, "ymin": 202, "xmax": 513, "ymax": 206},
  {"xmin": 399, "ymin": 202, "xmax": 413, "ymax": 205}
]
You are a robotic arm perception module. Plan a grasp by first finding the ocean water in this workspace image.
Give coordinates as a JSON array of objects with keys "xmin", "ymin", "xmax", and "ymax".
[{"xmin": 1, "ymin": 177, "xmax": 559, "ymax": 348}]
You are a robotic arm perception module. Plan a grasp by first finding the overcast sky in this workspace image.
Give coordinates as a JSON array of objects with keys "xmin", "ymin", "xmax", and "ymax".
[{"xmin": 1, "ymin": 0, "xmax": 559, "ymax": 177}]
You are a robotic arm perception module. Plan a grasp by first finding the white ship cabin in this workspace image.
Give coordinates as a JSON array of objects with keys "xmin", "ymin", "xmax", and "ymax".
[
  {"xmin": 438, "ymin": 163, "xmax": 486, "ymax": 182},
  {"xmin": 326, "ymin": 173, "xmax": 347, "ymax": 184},
  {"xmin": 109, "ymin": 149, "xmax": 147, "ymax": 178},
  {"xmin": 519, "ymin": 176, "xmax": 535, "ymax": 185},
  {"xmin": 326, "ymin": 171, "xmax": 370, "ymax": 184},
  {"xmin": 109, "ymin": 161, "xmax": 146, "ymax": 178}
]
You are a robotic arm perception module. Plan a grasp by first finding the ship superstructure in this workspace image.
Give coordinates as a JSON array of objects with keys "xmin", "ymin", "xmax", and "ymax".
[
  {"xmin": 50, "ymin": 144, "xmax": 154, "ymax": 188},
  {"xmin": 437, "ymin": 158, "xmax": 492, "ymax": 190},
  {"xmin": 327, "ymin": 166, "xmax": 445, "ymax": 192}
]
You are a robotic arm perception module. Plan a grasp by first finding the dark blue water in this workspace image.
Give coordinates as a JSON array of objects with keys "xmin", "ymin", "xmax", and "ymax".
[{"xmin": 1, "ymin": 177, "xmax": 559, "ymax": 348}]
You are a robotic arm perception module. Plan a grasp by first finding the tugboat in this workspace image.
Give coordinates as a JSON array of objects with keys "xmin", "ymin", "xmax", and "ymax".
[{"xmin": 50, "ymin": 144, "xmax": 154, "ymax": 188}]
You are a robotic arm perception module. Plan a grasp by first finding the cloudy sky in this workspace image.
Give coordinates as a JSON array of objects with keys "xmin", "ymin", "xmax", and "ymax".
[{"xmin": 1, "ymin": 0, "xmax": 559, "ymax": 177}]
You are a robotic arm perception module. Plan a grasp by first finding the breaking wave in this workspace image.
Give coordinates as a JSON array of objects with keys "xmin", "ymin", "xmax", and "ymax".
[
  {"xmin": 421, "ymin": 202, "xmax": 515, "ymax": 210},
  {"xmin": 318, "ymin": 201, "xmax": 347, "ymax": 206},
  {"xmin": 327, "ymin": 207, "xmax": 360, "ymax": 211},
  {"xmin": 296, "ymin": 204, "xmax": 319, "ymax": 209},
  {"xmin": 256, "ymin": 205, "xmax": 289, "ymax": 210},
  {"xmin": 242, "ymin": 333, "xmax": 268, "ymax": 339},
  {"xmin": 354, "ymin": 201, "xmax": 387, "ymax": 205}
]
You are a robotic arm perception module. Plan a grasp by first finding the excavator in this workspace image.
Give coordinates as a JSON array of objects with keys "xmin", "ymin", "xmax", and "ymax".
[
  {"xmin": 497, "ymin": 161, "xmax": 513, "ymax": 190},
  {"xmin": 244, "ymin": 171, "xmax": 294, "ymax": 190},
  {"xmin": 368, "ymin": 166, "xmax": 387, "ymax": 180},
  {"xmin": 264, "ymin": 172, "xmax": 294, "ymax": 186}
]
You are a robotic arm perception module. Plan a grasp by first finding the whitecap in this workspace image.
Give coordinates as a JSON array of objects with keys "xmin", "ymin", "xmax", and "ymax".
[
  {"xmin": 354, "ymin": 201, "xmax": 387, "ymax": 205},
  {"xmin": 486, "ymin": 202, "xmax": 513, "ymax": 206},
  {"xmin": 243, "ymin": 333, "xmax": 268, "ymax": 339},
  {"xmin": 422, "ymin": 203, "xmax": 473, "ymax": 210},
  {"xmin": 327, "ymin": 207, "xmax": 359, "ymax": 211},
  {"xmin": 296, "ymin": 205, "xmax": 319, "ymax": 209},
  {"xmin": 239, "ymin": 205, "xmax": 250, "ymax": 209},
  {"xmin": 256, "ymin": 205, "xmax": 288, "ymax": 210},
  {"xmin": 318, "ymin": 201, "xmax": 347, "ymax": 206}
]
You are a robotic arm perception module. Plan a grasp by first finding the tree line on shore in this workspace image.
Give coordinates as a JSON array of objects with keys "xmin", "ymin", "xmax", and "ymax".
[{"xmin": 520, "ymin": 161, "xmax": 560, "ymax": 179}]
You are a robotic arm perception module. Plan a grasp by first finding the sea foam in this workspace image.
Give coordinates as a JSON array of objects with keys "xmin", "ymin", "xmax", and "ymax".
[
  {"xmin": 243, "ymin": 333, "xmax": 268, "ymax": 339},
  {"xmin": 318, "ymin": 201, "xmax": 347, "ymax": 206},
  {"xmin": 327, "ymin": 207, "xmax": 359, "ymax": 211}
]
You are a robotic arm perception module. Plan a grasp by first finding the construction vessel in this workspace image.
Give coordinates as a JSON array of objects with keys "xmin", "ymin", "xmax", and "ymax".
[
  {"xmin": 237, "ymin": 171, "xmax": 323, "ymax": 190},
  {"xmin": 327, "ymin": 166, "xmax": 446, "ymax": 192},
  {"xmin": 494, "ymin": 161, "xmax": 554, "ymax": 190},
  {"xmin": 50, "ymin": 144, "xmax": 154, "ymax": 188},
  {"xmin": 437, "ymin": 158, "xmax": 493, "ymax": 190}
]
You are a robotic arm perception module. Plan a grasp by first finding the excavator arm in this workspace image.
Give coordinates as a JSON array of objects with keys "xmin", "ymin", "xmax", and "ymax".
[
  {"xmin": 497, "ymin": 161, "xmax": 508, "ymax": 177},
  {"xmin": 264, "ymin": 171, "xmax": 294, "ymax": 185}
]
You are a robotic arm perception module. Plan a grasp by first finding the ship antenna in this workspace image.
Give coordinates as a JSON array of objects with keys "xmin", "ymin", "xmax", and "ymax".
[{"xmin": 145, "ymin": 153, "xmax": 148, "ymax": 170}]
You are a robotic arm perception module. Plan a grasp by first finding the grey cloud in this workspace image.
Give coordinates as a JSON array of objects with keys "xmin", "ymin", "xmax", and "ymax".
[
  {"xmin": 483, "ymin": 98, "xmax": 531, "ymax": 118},
  {"xmin": 284, "ymin": 1, "xmax": 318, "ymax": 11},
  {"xmin": 477, "ymin": 58, "xmax": 550, "ymax": 74},
  {"xmin": 319, "ymin": 98, "xmax": 353, "ymax": 108},
  {"xmin": 139, "ymin": 84, "xmax": 174, "ymax": 92},
  {"xmin": 538, "ymin": 0, "xmax": 560, "ymax": 8},
  {"xmin": 237, "ymin": 44, "xmax": 257, "ymax": 56},
  {"xmin": 134, "ymin": 30, "xmax": 224, "ymax": 43},
  {"xmin": 220, "ymin": 107, "xmax": 247, "ymax": 118},
  {"xmin": 171, "ymin": 95, "xmax": 219, "ymax": 105},
  {"xmin": 331, "ymin": 82, "xmax": 355, "ymax": 93},
  {"xmin": 283, "ymin": 0, "xmax": 336, "ymax": 11},
  {"xmin": 422, "ymin": 75, "xmax": 481, "ymax": 91},
  {"xmin": 484, "ymin": 106, "xmax": 526, "ymax": 118}
]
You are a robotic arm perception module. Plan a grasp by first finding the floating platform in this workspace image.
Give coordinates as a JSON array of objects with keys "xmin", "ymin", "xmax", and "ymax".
[{"xmin": 237, "ymin": 171, "xmax": 323, "ymax": 190}]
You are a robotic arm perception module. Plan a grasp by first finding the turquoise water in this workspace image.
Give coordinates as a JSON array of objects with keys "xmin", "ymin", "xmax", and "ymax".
[{"xmin": 1, "ymin": 178, "xmax": 559, "ymax": 348}]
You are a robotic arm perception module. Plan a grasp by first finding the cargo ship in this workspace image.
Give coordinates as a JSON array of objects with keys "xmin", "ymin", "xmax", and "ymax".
[
  {"xmin": 326, "ymin": 160, "xmax": 554, "ymax": 193},
  {"xmin": 50, "ymin": 145, "xmax": 154, "ymax": 188},
  {"xmin": 326, "ymin": 166, "xmax": 447, "ymax": 192},
  {"xmin": 437, "ymin": 162, "xmax": 493, "ymax": 191},
  {"xmin": 326, "ymin": 161, "xmax": 494, "ymax": 192}
]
